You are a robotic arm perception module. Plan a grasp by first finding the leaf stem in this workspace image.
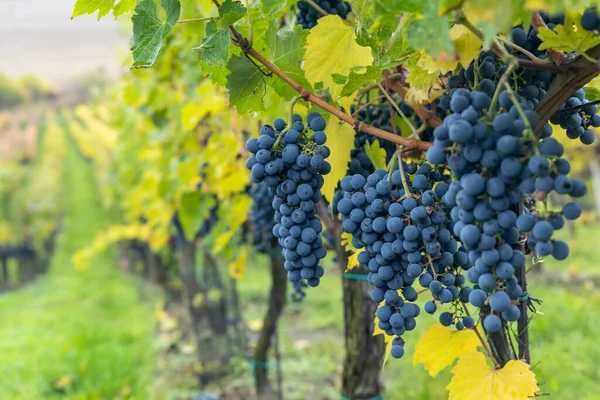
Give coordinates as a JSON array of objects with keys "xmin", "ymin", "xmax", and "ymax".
[
  {"xmin": 377, "ymin": 82, "xmax": 417, "ymax": 135},
  {"xmin": 244, "ymin": 0, "xmax": 253, "ymax": 46},
  {"xmin": 461, "ymin": 301, "xmax": 501, "ymax": 369},
  {"xmin": 303, "ymin": 0, "xmax": 328, "ymax": 17},
  {"xmin": 396, "ymin": 149, "xmax": 414, "ymax": 199},
  {"xmin": 495, "ymin": 36, "xmax": 549, "ymax": 64},
  {"xmin": 177, "ymin": 16, "xmax": 217, "ymax": 24}
]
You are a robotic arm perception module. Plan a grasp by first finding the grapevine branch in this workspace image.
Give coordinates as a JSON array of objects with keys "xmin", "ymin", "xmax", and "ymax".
[{"xmin": 211, "ymin": 0, "xmax": 432, "ymax": 152}]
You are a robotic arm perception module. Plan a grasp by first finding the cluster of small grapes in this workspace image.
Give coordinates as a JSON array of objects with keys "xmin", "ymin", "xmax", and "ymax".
[
  {"xmin": 296, "ymin": 0, "xmax": 351, "ymax": 29},
  {"xmin": 427, "ymin": 88, "xmax": 586, "ymax": 333},
  {"xmin": 550, "ymin": 89, "xmax": 599, "ymax": 145},
  {"xmin": 581, "ymin": 8, "xmax": 600, "ymax": 32},
  {"xmin": 246, "ymin": 114, "xmax": 331, "ymax": 288},
  {"xmin": 337, "ymin": 161, "xmax": 472, "ymax": 358},
  {"xmin": 249, "ymin": 183, "xmax": 276, "ymax": 253}
]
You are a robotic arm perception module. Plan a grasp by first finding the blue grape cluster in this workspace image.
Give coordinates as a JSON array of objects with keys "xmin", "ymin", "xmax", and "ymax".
[
  {"xmin": 338, "ymin": 161, "xmax": 473, "ymax": 358},
  {"xmin": 246, "ymin": 113, "xmax": 331, "ymax": 288},
  {"xmin": 427, "ymin": 87, "xmax": 586, "ymax": 333},
  {"xmin": 550, "ymin": 89, "xmax": 599, "ymax": 145},
  {"xmin": 581, "ymin": 8, "xmax": 600, "ymax": 32},
  {"xmin": 249, "ymin": 183, "xmax": 276, "ymax": 253},
  {"xmin": 296, "ymin": 0, "xmax": 351, "ymax": 29}
]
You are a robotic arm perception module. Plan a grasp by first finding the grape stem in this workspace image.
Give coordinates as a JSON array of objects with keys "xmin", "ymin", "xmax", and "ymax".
[
  {"xmin": 210, "ymin": 0, "xmax": 432, "ymax": 151},
  {"xmin": 460, "ymin": 301, "xmax": 501, "ymax": 368},
  {"xmin": 303, "ymin": 0, "xmax": 329, "ymax": 17},
  {"xmin": 488, "ymin": 62, "xmax": 517, "ymax": 118},
  {"xmin": 495, "ymin": 36, "xmax": 549, "ymax": 64},
  {"xmin": 351, "ymin": 95, "xmax": 387, "ymax": 118},
  {"xmin": 502, "ymin": 81, "xmax": 540, "ymax": 152},
  {"xmin": 396, "ymin": 149, "xmax": 415, "ymax": 200}
]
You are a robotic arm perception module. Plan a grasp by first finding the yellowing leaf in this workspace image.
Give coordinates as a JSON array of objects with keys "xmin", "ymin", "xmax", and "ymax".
[
  {"xmin": 321, "ymin": 121, "xmax": 355, "ymax": 203},
  {"xmin": 364, "ymin": 141, "xmax": 387, "ymax": 170},
  {"xmin": 228, "ymin": 247, "xmax": 248, "ymax": 279},
  {"xmin": 451, "ymin": 24, "xmax": 483, "ymax": 68},
  {"xmin": 304, "ymin": 15, "xmax": 374, "ymax": 101},
  {"xmin": 447, "ymin": 352, "xmax": 539, "ymax": 400},
  {"xmin": 346, "ymin": 251, "xmax": 360, "ymax": 271},
  {"xmin": 405, "ymin": 52, "xmax": 443, "ymax": 106},
  {"xmin": 413, "ymin": 324, "xmax": 480, "ymax": 378}
]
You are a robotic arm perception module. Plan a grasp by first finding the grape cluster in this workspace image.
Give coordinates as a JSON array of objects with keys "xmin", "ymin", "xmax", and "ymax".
[
  {"xmin": 246, "ymin": 113, "xmax": 331, "ymax": 288},
  {"xmin": 296, "ymin": 0, "xmax": 351, "ymax": 29},
  {"xmin": 550, "ymin": 89, "xmax": 599, "ymax": 145},
  {"xmin": 249, "ymin": 183, "xmax": 276, "ymax": 253},
  {"xmin": 338, "ymin": 161, "xmax": 473, "ymax": 358},
  {"xmin": 581, "ymin": 8, "xmax": 600, "ymax": 32},
  {"xmin": 428, "ymin": 87, "xmax": 586, "ymax": 333}
]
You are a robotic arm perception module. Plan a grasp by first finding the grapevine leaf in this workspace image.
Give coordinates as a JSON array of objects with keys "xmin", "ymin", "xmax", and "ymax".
[
  {"xmin": 132, "ymin": 0, "xmax": 181, "ymax": 68},
  {"xmin": 265, "ymin": 23, "xmax": 312, "ymax": 100},
  {"xmin": 321, "ymin": 121, "xmax": 355, "ymax": 204},
  {"xmin": 72, "ymin": 0, "xmax": 135, "ymax": 20},
  {"xmin": 347, "ymin": 251, "xmax": 360, "ymax": 270},
  {"xmin": 450, "ymin": 24, "xmax": 483, "ymax": 68},
  {"xmin": 463, "ymin": 0, "xmax": 532, "ymax": 47},
  {"xmin": 304, "ymin": 15, "xmax": 374, "ymax": 102},
  {"xmin": 193, "ymin": 20, "xmax": 231, "ymax": 67},
  {"xmin": 228, "ymin": 247, "xmax": 248, "ymax": 279},
  {"xmin": 447, "ymin": 352, "xmax": 539, "ymax": 400},
  {"xmin": 180, "ymin": 193, "xmax": 215, "ymax": 241},
  {"xmin": 583, "ymin": 86, "xmax": 600, "ymax": 102},
  {"xmin": 405, "ymin": 3, "xmax": 454, "ymax": 59},
  {"xmin": 218, "ymin": 0, "xmax": 246, "ymax": 26},
  {"xmin": 413, "ymin": 324, "xmax": 480, "ymax": 378},
  {"xmin": 261, "ymin": 0, "xmax": 290, "ymax": 17},
  {"xmin": 349, "ymin": 0, "xmax": 374, "ymax": 23},
  {"xmin": 538, "ymin": 13, "xmax": 600, "ymax": 53},
  {"xmin": 226, "ymin": 55, "xmax": 266, "ymax": 113},
  {"xmin": 404, "ymin": 52, "xmax": 443, "ymax": 106},
  {"xmin": 340, "ymin": 66, "xmax": 383, "ymax": 97},
  {"xmin": 364, "ymin": 141, "xmax": 387, "ymax": 170}
]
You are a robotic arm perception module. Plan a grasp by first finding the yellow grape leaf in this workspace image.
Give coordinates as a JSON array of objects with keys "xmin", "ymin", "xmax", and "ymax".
[
  {"xmin": 538, "ymin": 13, "xmax": 600, "ymax": 54},
  {"xmin": 447, "ymin": 352, "xmax": 539, "ymax": 400},
  {"xmin": 364, "ymin": 141, "xmax": 387, "ymax": 170},
  {"xmin": 405, "ymin": 82, "xmax": 444, "ymax": 107},
  {"xmin": 304, "ymin": 15, "xmax": 374, "ymax": 101},
  {"xmin": 321, "ymin": 121, "xmax": 355, "ymax": 203},
  {"xmin": 413, "ymin": 324, "xmax": 480, "ymax": 378},
  {"xmin": 346, "ymin": 251, "xmax": 360, "ymax": 271},
  {"xmin": 405, "ymin": 53, "xmax": 443, "ymax": 106},
  {"xmin": 228, "ymin": 247, "xmax": 248, "ymax": 279},
  {"xmin": 451, "ymin": 24, "xmax": 483, "ymax": 68}
]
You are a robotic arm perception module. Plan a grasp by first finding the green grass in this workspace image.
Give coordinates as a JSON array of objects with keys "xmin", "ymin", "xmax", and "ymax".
[
  {"xmin": 0, "ymin": 132, "xmax": 160, "ymax": 399},
  {"xmin": 236, "ymin": 238, "xmax": 600, "ymax": 400}
]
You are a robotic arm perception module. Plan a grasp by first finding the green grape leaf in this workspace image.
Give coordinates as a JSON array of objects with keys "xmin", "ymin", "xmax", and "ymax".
[
  {"xmin": 350, "ymin": 0, "xmax": 374, "ymax": 22},
  {"xmin": 406, "ymin": 10, "xmax": 454, "ymax": 59},
  {"xmin": 193, "ymin": 20, "xmax": 231, "ymax": 67},
  {"xmin": 537, "ymin": 13, "xmax": 600, "ymax": 54},
  {"xmin": 261, "ymin": 0, "xmax": 291, "ymax": 17},
  {"xmin": 218, "ymin": 0, "xmax": 246, "ymax": 26},
  {"xmin": 373, "ymin": 0, "xmax": 425, "ymax": 14},
  {"xmin": 72, "ymin": 0, "xmax": 135, "ymax": 20},
  {"xmin": 340, "ymin": 66, "xmax": 383, "ymax": 97},
  {"xmin": 364, "ymin": 140, "xmax": 387, "ymax": 170},
  {"xmin": 226, "ymin": 55, "xmax": 266, "ymax": 113},
  {"xmin": 583, "ymin": 86, "xmax": 600, "ymax": 102},
  {"xmin": 264, "ymin": 23, "xmax": 312, "ymax": 100},
  {"xmin": 132, "ymin": 0, "xmax": 181, "ymax": 68},
  {"xmin": 180, "ymin": 192, "xmax": 216, "ymax": 241}
]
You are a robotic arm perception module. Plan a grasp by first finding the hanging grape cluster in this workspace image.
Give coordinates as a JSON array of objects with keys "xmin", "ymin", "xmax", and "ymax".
[{"xmin": 246, "ymin": 113, "xmax": 331, "ymax": 289}]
